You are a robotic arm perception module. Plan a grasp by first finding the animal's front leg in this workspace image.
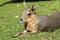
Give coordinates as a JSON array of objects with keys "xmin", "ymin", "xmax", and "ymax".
[
  {"xmin": 12, "ymin": 30, "xmax": 37, "ymax": 38},
  {"xmin": 12, "ymin": 30, "xmax": 28, "ymax": 38},
  {"xmin": 17, "ymin": 30, "xmax": 37, "ymax": 37}
]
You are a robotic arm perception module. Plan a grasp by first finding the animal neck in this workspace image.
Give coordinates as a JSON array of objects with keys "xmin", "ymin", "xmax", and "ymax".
[{"xmin": 27, "ymin": 14, "xmax": 37, "ymax": 25}]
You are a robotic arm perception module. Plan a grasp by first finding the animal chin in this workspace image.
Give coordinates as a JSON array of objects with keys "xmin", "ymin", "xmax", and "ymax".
[{"xmin": 20, "ymin": 21, "xmax": 24, "ymax": 23}]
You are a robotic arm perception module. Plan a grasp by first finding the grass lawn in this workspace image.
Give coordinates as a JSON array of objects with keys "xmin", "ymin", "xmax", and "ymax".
[{"xmin": 0, "ymin": 0, "xmax": 60, "ymax": 40}]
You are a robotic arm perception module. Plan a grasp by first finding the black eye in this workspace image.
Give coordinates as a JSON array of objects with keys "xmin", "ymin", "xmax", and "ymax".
[{"xmin": 28, "ymin": 14, "xmax": 30, "ymax": 15}]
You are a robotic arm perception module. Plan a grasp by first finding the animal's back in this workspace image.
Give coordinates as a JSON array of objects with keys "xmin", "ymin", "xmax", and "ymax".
[
  {"xmin": 46, "ymin": 12, "xmax": 60, "ymax": 30},
  {"xmin": 37, "ymin": 12, "xmax": 60, "ymax": 31}
]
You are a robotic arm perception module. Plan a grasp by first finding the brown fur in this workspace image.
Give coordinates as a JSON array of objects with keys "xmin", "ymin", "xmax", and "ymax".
[{"xmin": 26, "ymin": 14, "xmax": 38, "ymax": 32}]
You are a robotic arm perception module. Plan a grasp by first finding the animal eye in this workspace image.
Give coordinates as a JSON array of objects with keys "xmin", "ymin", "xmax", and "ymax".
[{"xmin": 28, "ymin": 14, "xmax": 30, "ymax": 15}]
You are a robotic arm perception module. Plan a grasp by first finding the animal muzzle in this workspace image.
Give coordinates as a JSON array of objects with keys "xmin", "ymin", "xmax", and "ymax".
[
  {"xmin": 19, "ymin": 18, "xmax": 24, "ymax": 23},
  {"xmin": 20, "ymin": 19, "xmax": 23, "ymax": 21}
]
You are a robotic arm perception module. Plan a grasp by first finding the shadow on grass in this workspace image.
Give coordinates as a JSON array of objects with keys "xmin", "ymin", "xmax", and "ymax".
[{"xmin": 0, "ymin": 0, "xmax": 51, "ymax": 6}]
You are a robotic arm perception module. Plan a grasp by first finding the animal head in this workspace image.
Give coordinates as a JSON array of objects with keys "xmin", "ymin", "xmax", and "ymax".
[{"xmin": 20, "ymin": 0, "xmax": 36, "ymax": 23}]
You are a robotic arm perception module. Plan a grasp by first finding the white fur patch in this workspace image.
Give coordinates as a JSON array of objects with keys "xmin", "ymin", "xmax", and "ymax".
[{"xmin": 23, "ymin": 30, "xmax": 27, "ymax": 33}]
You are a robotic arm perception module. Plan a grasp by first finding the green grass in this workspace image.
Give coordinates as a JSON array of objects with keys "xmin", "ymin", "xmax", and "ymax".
[{"xmin": 0, "ymin": 0, "xmax": 60, "ymax": 40}]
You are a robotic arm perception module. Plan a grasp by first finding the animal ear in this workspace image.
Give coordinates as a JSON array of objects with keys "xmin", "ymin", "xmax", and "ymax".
[
  {"xmin": 23, "ymin": 0, "xmax": 28, "ymax": 9},
  {"xmin": 30, "ymin": 4, "xmax": 35, "ymax": 11}
]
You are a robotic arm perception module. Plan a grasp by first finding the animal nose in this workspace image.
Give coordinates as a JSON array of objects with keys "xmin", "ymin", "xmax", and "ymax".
[{"xmin": 20, "ymin": 19, "xmax": 23, "ymax": 21}]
